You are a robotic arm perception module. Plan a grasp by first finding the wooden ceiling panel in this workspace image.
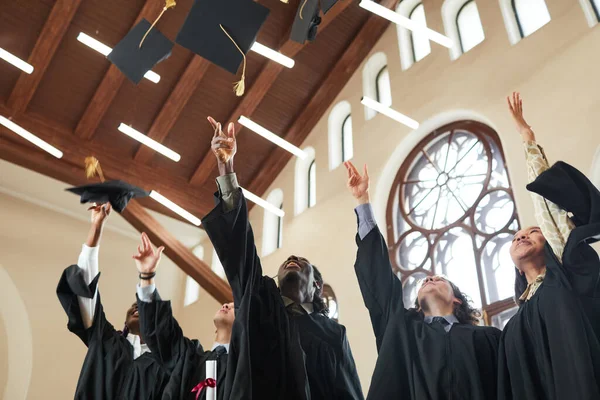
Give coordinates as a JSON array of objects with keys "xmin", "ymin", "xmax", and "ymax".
[{"xmin": 0, "ymin": 0, "xmax": 54, "ymax": 102}]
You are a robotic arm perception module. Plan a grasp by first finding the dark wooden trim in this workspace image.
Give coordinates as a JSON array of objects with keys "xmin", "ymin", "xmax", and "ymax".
[
  {"xmin": 74, "ymin": 0, "xmax": 165, "ymax": 140},
  {"xmin": 134, "ymin": 56, "xmax": 211, "ymax": 163},
  {"xmin": 187, "ymin": 0, "xmax": 355, "ymax": 186},
  {"xmin": 7, "ymin": 0, "xmax": 84, "ymax": 114},
  {"xmin": 122, "ymin": 201, "xmax": 233, "ymax": 304}
]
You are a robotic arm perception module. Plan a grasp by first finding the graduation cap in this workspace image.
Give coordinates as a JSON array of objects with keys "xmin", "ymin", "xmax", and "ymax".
[
  {"xmin": 175, "ymin": 0, "xmax": 270, "ymax": 96},
  {"xmin": 107, "ymin": 17, "xmax": 174, "ymax": 84},
  {"xmin": 67, "ymin": 181, "xmax": 149, "ymax": 213},
  {"xmin": 290, "ymin": 0, "xmax": 339, "ymax": 44}
]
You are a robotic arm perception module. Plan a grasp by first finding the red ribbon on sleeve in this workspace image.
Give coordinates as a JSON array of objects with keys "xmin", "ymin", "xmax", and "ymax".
[{"xmin": 191, "ymin": 378, "xmax": 217, "ymax": 400}]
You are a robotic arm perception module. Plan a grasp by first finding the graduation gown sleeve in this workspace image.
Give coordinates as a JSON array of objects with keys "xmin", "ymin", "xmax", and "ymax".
[
  {"xmin": 201, "ymin": 176, "xmax": 311, "ymax": 400},
  {"xmin": 336, "ymin": 326, "xmax": 364, "ymax": 399}
]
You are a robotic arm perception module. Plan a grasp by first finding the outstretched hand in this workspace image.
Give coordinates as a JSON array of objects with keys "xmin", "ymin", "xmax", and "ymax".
[
  {"xmin": 88, "ymin": 203, "xmax": 111, "ymax": 228},
  {"xmin": 132, "ymin": 232, "xmax": 164, "ymax": 275},
  {"xmin": 507, "ymin": 92, "xmax": 535, "ymax": 142},
  {"xmin": 208, "ymin": 116, "xmax": 237, "ymax": 165},
  {"xmin": 344, "ymin": 161, "xmax": 370, "ymax": 204}
]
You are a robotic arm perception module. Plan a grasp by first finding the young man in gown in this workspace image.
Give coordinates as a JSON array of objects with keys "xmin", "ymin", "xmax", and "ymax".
[
  {"xmin": 497, "ymin": 93, "xmax": 600, "ymax": 399},
  {"xmin": 135, "ymin": 232, "xmax": 235, "ymax": 400},
  {"xmin": 343, "ymin": 161, "xmax": 502, "ymax": 400},
  {"xmin": 57, "ymin": 204, "xmax": 170, "ymax": 399},
  {"xmin": 199, "ymin": 117, "xmax": 364, "ymax": 400}
]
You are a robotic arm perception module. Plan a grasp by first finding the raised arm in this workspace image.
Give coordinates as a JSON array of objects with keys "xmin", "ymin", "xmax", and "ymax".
[
  {"xmin": 133, "ymin": 233, "xmax": 201, "ymax": 370},
  {"xmin": 201, "ymin": 117, "xmax": 264, "ymax": 304},
  {"xmin": 344, "ymin": 161, "xmax": 404, "ymax": 349},
  {"xmin": 508, "ymin": 92, "xmax": 575, "ymax": 261}
]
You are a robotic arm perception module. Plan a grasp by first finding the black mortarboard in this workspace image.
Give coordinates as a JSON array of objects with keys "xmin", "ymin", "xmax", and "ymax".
[
  {"xmin": 107, "ymin": 18, "xmax": 174, "ymax": 84},
  {"xmin": 290, "ymin": 0, "xmax": 321, "ymax": 44},
  {"xmin": 175, "ymin": 0, "xmax": 270, "ymax": 75},
  {"xmin": 66, "ymin": 180, "xmax": 149, "ymax": 213},
  {"xmin": 321, "ymin": 0, "xmax": 338, "ymax": 14}
]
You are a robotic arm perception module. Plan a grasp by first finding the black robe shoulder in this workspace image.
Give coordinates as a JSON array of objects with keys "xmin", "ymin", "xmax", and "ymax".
[
  {"xmin": 56, "ymin": 265, "xmax": 169, "ymax": 399},
  {"xmin": 202, "ymin": 188, "xmax": 363, "ymax": 400},
  {"xmin": 498, "ymin": 161, "xmax": 600, "ymax": 400},
  {"xmin": 137, "ymin": 294, "xmax": 228, "ymax": 400},
  {"xmin": 354, "ymin": 227, "xmax": 501, "ymax": 400}
]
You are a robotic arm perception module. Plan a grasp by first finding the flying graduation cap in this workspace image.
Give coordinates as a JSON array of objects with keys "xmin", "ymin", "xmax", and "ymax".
[
  {"xmin": 66, "ymin": 157, "xmax": 149, "ymax": 213},
  {"xmin": 107, "ymin": 1, "xmax": 177, "ymax": 84},
  {"xmin": 175, "ymin": 0, "xmax": 270, "ymax": 96},
  {"xmin": 290, "ymin": 0, "xmax": 339, "ymax": 44}
]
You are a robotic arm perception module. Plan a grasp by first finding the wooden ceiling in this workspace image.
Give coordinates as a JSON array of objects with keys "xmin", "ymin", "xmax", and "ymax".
[{"xmin": 0, "ymin": 0, "xmax": 396, "ymax": 223}]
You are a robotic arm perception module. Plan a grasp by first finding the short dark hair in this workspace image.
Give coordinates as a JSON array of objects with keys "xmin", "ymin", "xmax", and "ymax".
[
  {"xmin": 413, "ymin": 278, "xmax": 481, "ymax": 325},
  {"xmin": 311, "ymin": 265, "xmax": 329, "ymax": 317}
]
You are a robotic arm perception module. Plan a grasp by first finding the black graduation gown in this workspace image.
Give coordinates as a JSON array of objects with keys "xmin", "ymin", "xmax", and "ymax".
[
  {"xmin": 498, "ymin": 161, "xmax": 600, "ymax": 400},
  {"xmin": 56, "ymin": 264, "xmax": 169, "ymax": 399},
  {"xmin": 137, "ymin": 295, "xmax": 228, "ymax": 400},
  {"xmin": 201, "ymin": 188, "xmax": 364, "ymax": 400},
  {"xmin": 354, "ymin": 227, "xmax": 502, "ymax": 400}
]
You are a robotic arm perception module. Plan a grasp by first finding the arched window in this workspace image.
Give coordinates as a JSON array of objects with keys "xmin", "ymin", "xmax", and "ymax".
[
  {"xmin": 594, "ymin": 0, "xmax": 600, "ymax": 20},
  {"xmin": 375, "ymin": 66, "xmax": 392, "ymax": 107},
  {"xmin": 386, "ymin": 121, "xmax": 520, "ymax": 327},
  {"xmin": 184, "ymin": 245, "xmax": 204, "ymax": 306},
  {"xmin": 308, "ymin": 160, "xmax": 317, "ymax": 208},
  {"xmin": 456, "ymin": 1, "xmax": 485, "ymax": 53},
  {"xmin": 262, "ymin": 188, "xmax": 284, "ymax": 257},
  {"xmin": 323, "ymin": 284, "xmax": 339, "ymax": 321},
  {"xmin": 341, "ymin": 115, "xmax": 353, "ymax": 163},
  {"xmin": 295, "ymin": 146, "xmax": 316, "ymax": 215},
  {"xmin": 579, "ymin": 0, "xmax": 600, "ymax": 26},
  {"xmin": 512, "ymin": 0, "xmax": 551, "ymax": 38},
  {"xmin": 410, "ymin": 4, "xmax": 432, "ymax": 63},
  {"xmin": 396, "ymin": 0, "xmax": 431, "ymax": 70}
]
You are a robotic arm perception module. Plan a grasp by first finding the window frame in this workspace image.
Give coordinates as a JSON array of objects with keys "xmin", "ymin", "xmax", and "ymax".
[
  {"xmin": 308, "ymin": 160, "xmax": 316, "ymax": 208},
  {"xmin": 341, "ymin": 114, "xmax": 352, "ymax": 162},
  {"xmin": 385, "ymin": 120, "xmax": 520, "ymax": 324},
  {"xmin": 375, "ymin": 66, "xmax": 390, "ymax": 104},
  {"xmin": 593, "ymin": 0, "xmax": 600, "ymax": 21},
  {"xmin": 409, "ymin": 3, "xmax": 426, "ymax": 62},
  {"xmin": 276, "ymin": 202, "xmax": 283, "ymax": 249},
  {"xmin": 511, "ymin": 0, "xmax": 526, "ymax": 38},
  {"xmin": 455, "ymin": 0, "xmax": 479, "ymax": 53}
]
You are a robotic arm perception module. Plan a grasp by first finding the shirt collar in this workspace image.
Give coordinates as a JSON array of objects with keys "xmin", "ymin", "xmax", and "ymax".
[
  {"xmin": 211, "ymin": 342, "xmax": 230, "ymax": 353},
  {"xmin": 519, "ymin": 271, "xmax": 546, "ymax": 302},
  {"xmin": 281, "ymin": 296, "xmax": 314, "ymax": 314},
  {"xmin": 126, "ymin": 334, "xmax": 151, "ymax": 360},
  {"xmin": 423, "ymin": 314, "xmax": 460, "ymax": 326}
]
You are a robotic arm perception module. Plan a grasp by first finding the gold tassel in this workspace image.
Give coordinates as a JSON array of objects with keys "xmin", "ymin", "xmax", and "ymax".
[
  {"xmin": 85, "ymin": 156, "xmax": 105, "ymax": 182},
  {"xmin": 139, "ymin": 0, "xmax": 176, "ymax": 49},
  {"xmin": 299, "ymin": 0, "xmax": 308, "ymax": 19},
  {"xmin": 280, "ymin": 0, "xmax": 288, "ymax": 2},
  {"xmin": 220, "ymin": 24, "xmax": 246, "ymax": 97}
]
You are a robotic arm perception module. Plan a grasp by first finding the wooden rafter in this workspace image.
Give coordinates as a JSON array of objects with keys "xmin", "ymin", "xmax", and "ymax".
[
  {"xmin": 74, "ymin": 0, "xmax": 164, "ymax": 140},
  {"xmin": 187, "ymin": 0, "xmax": 354, "ymax": 186},
  {"xmin": 0, "ymin": 104, "xmax": 214, "ymax": 219},
  {"xmin": 7, "ymin": 0, "xmax": 84, "ymax": 114},
  {"xmin": 122, "ymin": 201, "xmax": 232, "ymax": 304},
  {"xmin": 134, "ymin": 56, "xmax": 211, "ymax": 163},
  {"xmin": 248, "ymin": 0, "xmax": 399, "ymax": 196}
]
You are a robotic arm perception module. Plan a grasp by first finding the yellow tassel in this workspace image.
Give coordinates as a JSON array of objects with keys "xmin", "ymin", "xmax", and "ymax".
[
  {"xmin": 139, "ymin": 0, "xmax": 176, "ymax": 49},
  {"xmin": 84, "ymin": 156, "xmax": 105, "ymax": 182},
  {"xmin": 220, "ymin": 24, "xmax": 246, "ymax": 97},
  {"xmin": 280, "ymin": 0, "xmax": 288, "ymax": 2},
  {"xmin": 299, "ymin": 0, "xmax": 308, "ymax": 19}
]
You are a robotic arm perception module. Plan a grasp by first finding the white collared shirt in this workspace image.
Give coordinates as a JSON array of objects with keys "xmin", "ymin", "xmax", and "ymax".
[
  {"xmin": 211, "ymin": 342, "xmax": 230, "ymax": 353},
  {"xmin": 126, "ymin": 334, "xmax": 151, "ymax": 360},
  {"xmin": 281, "ymin": 296, "xmax": 314, "ymax": 314}
]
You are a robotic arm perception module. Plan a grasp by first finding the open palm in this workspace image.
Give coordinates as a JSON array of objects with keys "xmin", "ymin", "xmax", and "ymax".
[
  {"xmin": 132, "ymin": 232, "xmax": 164, "ymax": 274},
  {"xmin": 344, "ymin": 161, "xmax": 369, "ymax": 199}
]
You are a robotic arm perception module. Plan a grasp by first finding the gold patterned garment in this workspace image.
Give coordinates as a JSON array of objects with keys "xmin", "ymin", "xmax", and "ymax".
[{"xmin": 521, "ymin": 141, "xmax": 575, "ymax": 301}]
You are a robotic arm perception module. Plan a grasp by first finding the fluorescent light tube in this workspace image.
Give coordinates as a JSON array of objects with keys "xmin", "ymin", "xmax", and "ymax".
[
  {"xmin": 359, "ymin": 0, "xmax": 453, "ymax": 48},
  {"xmin": 118, "ymin": 123, "xmax": 181, "ymax": 162},
  {"xmin": 241, "ymin": 188, "xmax": 285, "ymax": 217},
  {"xmin": 0, "ymin": 48, "xmax": 34, "ymax": 74},
  {"xmin": 361, "ymin": 97, "xmax": 419, "ymax": 129},
  {"xmin": 149, "ymin": 191, "xmax": 201, "ymax": 226},
  {"xmin": 238, "ymin": 116, "xmax": 307, "ymax": 159},
  {"xmin": 77, "ymin": 32, "xmax": 161, "ymax": 83},
  {"xmin": 250, "ymin": 42, "xmax": 295, "ymax": 68},
  {"xmin": 0, "ymin": 116, "xmax": 63, "ymax": 158}
]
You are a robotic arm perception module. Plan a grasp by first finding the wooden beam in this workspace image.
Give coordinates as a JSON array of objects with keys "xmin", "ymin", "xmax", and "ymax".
[
  {"xmin": 133, "ymin": 56, "xmax": 211, "ymax": 163},
  {"xmin": 74, "ymin": 1, "xmax": 165, "ymax": 140},
  {"xmin": 188, "ymin": 0, "xmax": 354, "ymax": 186},
  {"xmin": 7, "ymin": 0, "xmax": 83, "ymax": 114},
  {"xmin": 248, "ymin": 0, "xmax": 399, "ymax": 196},
  {"xmin": 0, "ymin": 105, "xmax": 215, "ymax": 219},
  {"xmin": 122, "ymin": 201, "xmax": 233, "ymax": 304}
]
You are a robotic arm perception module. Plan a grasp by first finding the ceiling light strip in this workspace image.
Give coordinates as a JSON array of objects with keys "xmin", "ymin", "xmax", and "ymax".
[
  {"xmin": 238, "ymin": 116, "xmax": 307, "ymax": 159},
  {"xmin": 241, "ymin": 188, "xmax": 285, "ymax": 217},
  {"xmin": 118, "ymin": 123, "xmax": 181, "ymax": 162},
  {"xmin": 250, "ymin": 42, "xmax": 295, "ymax": 68},
  {"xmin": 361, "ymin": 97, "xmax": 419, "ymax": 129},
  {"xmin": 0, "ymin": 48, "xmax": 34, "ymax": 74},
  {"xmin": 0, "ymin": 116, "xmax": 63, "ymax": 158},
  {"xmin": 149, "ymin": 191, "xmax": 201, "ymax": 226}
]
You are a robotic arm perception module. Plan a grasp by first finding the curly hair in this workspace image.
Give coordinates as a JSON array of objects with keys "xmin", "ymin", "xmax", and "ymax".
[
  {"xmin": 311, "ymin": 265, "xmax": 329, "ymax": 317},
  {"xmin": 413, "ymin": 278, "xmax": 481, "ymax": 325}
]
